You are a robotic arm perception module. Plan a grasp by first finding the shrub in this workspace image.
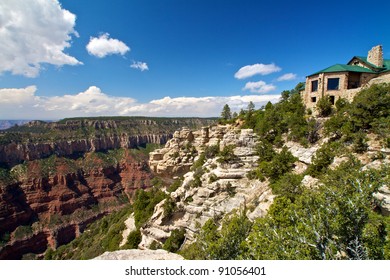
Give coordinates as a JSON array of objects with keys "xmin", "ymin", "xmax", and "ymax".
[
  {"xmin": 271, "ymin": 173, "xmax": 304, "ymax": 201},
  {"xmin": 151, "ymin": 177, "xmax": 163, "ymax": 188},
  {"xmin": 124, "ymin": 229, "xmax": 142, "ymax": 249},
  {"xmin": 208, "ymin": 173, "xmax": 218, "ymax": 184},
  {"xmin": 204, "ymin": 144, "xmax": 220, "ymax": 159},
  {"xmin": 316, "ymin": 96, "xmax": 333, "ymax": 117},
  {"xmin": 150, "ymin": 240, "xmax": 162, "ymax": 250},
  {"xmin": 255, "ymin": 141, "xmax": 275, "ymax": 162},
  {"xmin": 217, "ymin": 145, "xmax": 238, "ymax": 164},
  {"xmin": 163, "ymin": 229, "xmax": 186, "ymax": 253},
  {"xmin": 163, "ymin": 197, "xmax": 176, "ymax": 219},
  {"xmin": 191, "ymin": 153, "xmax": 206, "ymax": 171},
  {"xmin": 258, "ymin": 147, "xmax": 297, "ymax": 183},
  {"xmin": 14, "ymin": 225, "xmax": 33, "ymax": 239},
  {"xmin": 133, "ymin": 188, "xmax": 167, "ymax": 228},
  {"xmin": 167, "ymin": 178, "xmax": 183, "ymax": 193},
  {"xmin": 307, "ymin": 143, "xmax": 335, "ymax": 177},
  {"xmin": 306, "ymin": 118, "xmax": 320, "ymax": 144},
  {"xmin": 226, "ymin": 182, "xmax": 236, "ymax": 197},
  {"xmin": 353, "ymin": 132, "xmax": 368, "ymax": 154}
]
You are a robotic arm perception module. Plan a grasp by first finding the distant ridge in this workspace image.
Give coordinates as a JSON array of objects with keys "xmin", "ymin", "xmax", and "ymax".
[{"xmin": 0, "ymin": 120, "xmax": 34, "ymax": 130}]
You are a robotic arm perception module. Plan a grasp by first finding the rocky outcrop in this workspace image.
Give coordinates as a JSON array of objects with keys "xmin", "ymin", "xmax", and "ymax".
[
  {"xmin": 142, "ymin": 126, "xmax": 274, "ymax": 248},
  {"xmin": 149, "ymin": 126, "xmax": 230, "ymax": 176},
  {"xmin": 120, "ymin": 213, "xmax": 136, "ymax": 247},
  {"xmin": 94, "ymin": 249, "xmax": 184, "ymax": 260},
  {"xmin": 374, "ymin": 186, "xmax": 390, "ymax": 216}
]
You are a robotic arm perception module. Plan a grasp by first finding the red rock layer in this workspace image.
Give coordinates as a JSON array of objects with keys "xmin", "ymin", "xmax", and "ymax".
[{"xmin": 0, "ymin": 152, "xmax": 152, "ymax": 259}]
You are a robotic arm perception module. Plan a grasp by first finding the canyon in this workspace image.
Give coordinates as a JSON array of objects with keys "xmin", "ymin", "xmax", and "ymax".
[{"xmin": 0, "ymin": 117, "xmax": 215, "ymax": 259}]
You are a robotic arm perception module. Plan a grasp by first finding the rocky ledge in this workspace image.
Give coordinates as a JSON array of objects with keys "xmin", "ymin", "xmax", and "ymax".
[
  {"xmin": 94, "ymin": 249, "xmax": 184, "ymax": 260},
  {"xmin": 142, "ymin": 126, "xmax": 275, "ymax": 248}
]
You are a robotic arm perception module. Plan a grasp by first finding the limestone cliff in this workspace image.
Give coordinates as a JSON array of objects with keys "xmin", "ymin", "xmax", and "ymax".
[
  {"xmin": 140, "ymin": 123, "xmax": 390, "ymax": 250},
  {"xmin": 142, "ymin": 126, "xmax": 275, "ymax": 248}
]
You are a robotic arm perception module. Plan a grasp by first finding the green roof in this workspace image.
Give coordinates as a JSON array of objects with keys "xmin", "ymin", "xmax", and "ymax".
[
  {"xmin": 310, "ymin": 64, "xmax": 375, "ymax": 76},
  {"xmin": 308, "ymin": 55, "xmax": 390, "ymax": 77}
]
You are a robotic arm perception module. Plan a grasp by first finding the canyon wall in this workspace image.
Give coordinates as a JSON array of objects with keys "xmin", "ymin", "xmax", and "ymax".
[
  {"xmin": 0, "ymin": 134, "xmax": 171, "ymax": 167},
  {"xmin": 0, "ymin": 151, "xmax": 152, "ymax": 259}
]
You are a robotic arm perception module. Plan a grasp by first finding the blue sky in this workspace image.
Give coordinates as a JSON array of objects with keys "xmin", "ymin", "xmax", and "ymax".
[{"xmin": 1, "ymin": 0, "xmax": 390, "ymax": 119}]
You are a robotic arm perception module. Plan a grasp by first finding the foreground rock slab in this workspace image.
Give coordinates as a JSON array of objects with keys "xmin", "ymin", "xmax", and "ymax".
[{"xmin": 94, "ymin": 249, "xmax": 184, "ymax": 260}]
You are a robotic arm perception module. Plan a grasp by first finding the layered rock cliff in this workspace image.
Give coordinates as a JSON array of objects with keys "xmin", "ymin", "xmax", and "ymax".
[
  {"xmin": 142, "ymin": 126, "xmax": 275, "ymax": 248},
  {"xmin": 0, "ymin": 117, "xmax": 215, "ymax": 167},
  {"xmin": 0, "ymin": 150, "xmax": 152, "ymax": 259}
]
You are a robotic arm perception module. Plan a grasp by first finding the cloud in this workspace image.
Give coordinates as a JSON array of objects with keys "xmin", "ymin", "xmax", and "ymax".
[
  {"xmin": 43, "ymin": 86, "xmax": 136, "ymax": 114},
  {"xmin": 0, "ymin": 0, "xmax": 82, "ymax": 77},
  {"xmin": 0, "ymin": 86, "xmax": 281, "ymax": 119},
  {"xmin": 86, "ymin": 33, "xmax": 130, "ymax": 58},
  {"xmin": 0, "ymin": 86, "xmax": 38, "ymax": 104},
  {"xmin": 130, "ymin": 61, "xmax": 149, "ymax": 71},
  {"xmin": 234, "ymin": 63, "xmax": 281, "ymax": 79},
  {"xmin": 242, "ymin": 81, "xmax": 276, "ymax": 94},
  {"xmin": 277, "ymin": 73, "xmax": 297, "ymax": 81}
]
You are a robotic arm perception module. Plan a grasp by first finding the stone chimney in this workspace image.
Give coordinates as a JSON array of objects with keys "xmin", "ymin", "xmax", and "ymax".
[{"xmin": 367, "ymin": 45, "xmax": 384, "ymax": 67}]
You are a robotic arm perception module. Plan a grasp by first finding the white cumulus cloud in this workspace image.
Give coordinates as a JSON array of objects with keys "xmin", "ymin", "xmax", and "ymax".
[
  {"xmin": 0, "ymin": 86, "xmax": 281, "ymax": 119},
  {"xmin": 0, "ymin": 0, "xmax": 82, "ymax": 77},
  {"xmin": 130, "ymin": 61, "xmax": 149, "ymax": 71},
  {"xmin": 43, "ymin": 86, "xmax": 136, "ymax": 115},
  {"xmin": 234, "ymin": 63, "xmax": 281, "ymax": 79},
  {"xmin": 277, "ymin": 73, "xmax": 297, "ymax": 81},
  {"xmin": 242, "ymin": 81, "xmax": 276, "ymax": 94},
  {"xmin": 86, "ymin": 33, "xmax": 130, "ymax": 58},
  {"xmin": 0, "ymin": 86, "xmax": 38, "ymax": 104}
]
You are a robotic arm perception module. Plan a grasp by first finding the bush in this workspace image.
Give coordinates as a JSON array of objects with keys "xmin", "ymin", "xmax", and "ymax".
[
  {"xmin": 124, "ymin": 229, "xmax": 142, "ymax": 249},
  {"xmin": 167, "ymin": 178, "xmax": 183, "ymax": 193},
  {"xmin": 258, "ymin": 147, "xmax": 297, "ymax": 183},
  {"xmin": 180, "ymin": 210, "xmax": 252, "ymax": 260},
  {"xmin": 151, "ymin": 177, "xmax": 163, "ymax": 188},
  {"xmin": 204, "ymin": 144, "xmax": 220, "ymax": 159},
  {"xmin": 306, "ymin": 118, "xmax": 320, "ymax": 144},
  {"xmin": 191, "ymin": 153, "xmax": 206, "ymax": 171},
  {"xmin": 163, "ymin": 229, "xmax": 186, "ymax": 253},
  {"xmin": 163, "ymin": 197, "xmax": 176, "ymax": 219},
  {"xmin": 133, "ymin": 188, "xmax": 167, "ymax": 228},
  {"xmin": 353, "ymin": 132, "xmax": 368, "ymax": 154},
  {"xmin": 14, "ymin": 225, "xmax": 33, "ymax": 239},
  {"xmin": 307, "ymin": 143, "xmax": 336, "ymax": 177},
  {"xmin": 217, "ymin": 145, "xmax": 238, "ymax": 164},
  {"xmin": 208, "ymin": 173, "xmax": 218, "ymax": 184},
  {"xmin": 271, "ymin": 173, "xmax": 304, "ymax": 200},
  {"xmin": 255, "ymin": 141, "xmax": 275, "ymax": 162},
  {"xmin": 316, "ymin": 96, "xmax": 333, "ymax": 117}
]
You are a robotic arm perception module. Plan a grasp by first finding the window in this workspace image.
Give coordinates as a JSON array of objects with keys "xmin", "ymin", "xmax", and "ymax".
[
  {"xmin": 311, "ymin": 97, "xmax": 316, "ymax": 103},
  {"xmin": 327, "ymin": 78, "xmax": 339, "ymax": 90},
  {"xmin": 311, "ymin": 80, "xmax": 318, "ymax": 92}
]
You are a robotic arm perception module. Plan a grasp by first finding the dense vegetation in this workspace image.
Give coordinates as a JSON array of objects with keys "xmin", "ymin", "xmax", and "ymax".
[
  {"xmin": 180, "ymin": 83, "xmax": 390, "ymax": 260},
  {"xmin": 181, "ymin": 162, "xmax": 389, "ymax": 260}
]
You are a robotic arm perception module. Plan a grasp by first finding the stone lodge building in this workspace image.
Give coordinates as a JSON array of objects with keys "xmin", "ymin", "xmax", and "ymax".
[{"xmin": 302, "ymin": 45, "xmax": 390, "ymax": 110}]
